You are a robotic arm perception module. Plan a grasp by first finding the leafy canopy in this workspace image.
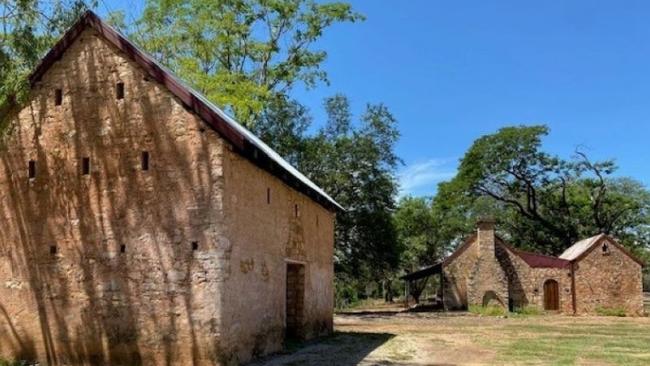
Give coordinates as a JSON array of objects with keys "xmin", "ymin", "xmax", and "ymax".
[
  {"xmin": 0, "ymin": 0, "xmax": 94, "ymax": 108},
  {"xmin": 124, "ymin": 0, "xmax": 363, "ymax": 126},
  {"xmin": 432, "ymin": 125, "xmax": 650, "ymax": 256}
]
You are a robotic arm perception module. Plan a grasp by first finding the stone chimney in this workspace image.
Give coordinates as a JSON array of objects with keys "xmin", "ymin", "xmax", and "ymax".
[{"xmin": 476, "ymin": 217, "xmax": 496, "ymax": 259}]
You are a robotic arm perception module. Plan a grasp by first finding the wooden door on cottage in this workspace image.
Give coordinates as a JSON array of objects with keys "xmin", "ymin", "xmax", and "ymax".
[{"xmin": 543, "ymin": 279, "xmax": 559, "ymax": 310}]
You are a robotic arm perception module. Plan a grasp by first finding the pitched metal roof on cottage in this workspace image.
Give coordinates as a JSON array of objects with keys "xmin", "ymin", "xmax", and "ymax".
[
  {"xmin": 23, "ymin": 10, "xmax": 343, "ymax": 212},
  {"xmin": 559, "ymin": 234, "xmax": 604, "ymax": 261},
  {"xmin": 505, "ymin": 247, "xmax": 570, "ymax": 269},
  {"xmin": 560, "ymin": 234, "xmax": 644, "ymax": 266}
]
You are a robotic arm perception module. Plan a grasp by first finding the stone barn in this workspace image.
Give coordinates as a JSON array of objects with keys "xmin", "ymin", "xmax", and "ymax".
[
  {"xmin": 403, "ymin": 219, "xmax": 644, "ymax": 316},
  {"xmin": 0, "ymin": 11, "xmax": 341, "ymax": 366}
]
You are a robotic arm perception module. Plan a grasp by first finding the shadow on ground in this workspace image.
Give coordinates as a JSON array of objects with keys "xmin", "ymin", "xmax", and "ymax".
[{"xmin": 247, "ymin": 332, "xmax": 394, "ymax": 366}]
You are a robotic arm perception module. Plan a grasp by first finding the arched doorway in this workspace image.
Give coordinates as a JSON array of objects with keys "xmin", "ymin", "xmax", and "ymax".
[{"xmin": 543, "ymin": 279, "xmax": 559, "ymax": 311}]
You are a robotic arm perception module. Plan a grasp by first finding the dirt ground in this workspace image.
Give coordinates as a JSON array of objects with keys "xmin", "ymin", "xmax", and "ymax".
[{"xmin": 250, "ymin": 302, "xmax": 650, "ymax": 366}]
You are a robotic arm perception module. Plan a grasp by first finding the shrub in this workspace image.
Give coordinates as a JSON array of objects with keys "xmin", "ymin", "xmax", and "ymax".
[
  {"xmin": 512, "ymin": 305, "xmax": 543, "ymax": 315},
  {"xmin": 469, "ymin": 305, "xmax": 506, "ymax": 316},
  {"xmin": 595, "ymin": 306, "xmax": 627, "ymax": 317}
]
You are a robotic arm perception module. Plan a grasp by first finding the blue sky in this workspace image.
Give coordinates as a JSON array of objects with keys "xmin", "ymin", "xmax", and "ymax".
[{"xmin": 98, "ymin": 1, "xmax": 650, "ymax": 197}]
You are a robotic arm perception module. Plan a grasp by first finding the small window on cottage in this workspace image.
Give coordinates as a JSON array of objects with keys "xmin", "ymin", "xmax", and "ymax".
[
  {"xmin": 316, "ymin": 215, "xmax": 319, "ymax": 227},
  {"xmin": 82, "ymin": 157, "xmax": 91, "ymax": 175},
  {"xmin": 50, "ymin": 245, "xmax": 57, "ymax": 255},
  {"xmin": 294, "ymin": 204, "xmax": 299, "ymax": 218},
  {"xmin": 55, "ymin": 89, "xmax": 63, "ymax": 106},
  {"xmin": 116, "ymin": 82, "xmax": 124, "ymax": 99},
  {"xmin": 28, "ymin": 160, "xmax": 36, "ymax": 179},
  {"xmin": 141, "ymin": 151, "xmax": 150, "ymax": 171},
  {"xmin": 191, "ymin": 241, "xmax": 199, "ymax": 251},
  {"xmin": 120, "ymin": 244, "xmax": 126, "ymax": 253},
  {"xmin": 267, "ymin": 188, "xmax": 271, "ymax": 204},
  {"xmin": 602, "ymin": 242, "xmax": 610, "ymax": 255}
]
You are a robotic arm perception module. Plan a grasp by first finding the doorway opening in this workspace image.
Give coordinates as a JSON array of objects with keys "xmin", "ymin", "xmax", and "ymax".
[
  {"xmin": 543, "ymin": 279, "xmax": 559, "ymax": 311},
  {"xmin": 286, "ymin": 263, "xmax": 305, "ymax": 340}
]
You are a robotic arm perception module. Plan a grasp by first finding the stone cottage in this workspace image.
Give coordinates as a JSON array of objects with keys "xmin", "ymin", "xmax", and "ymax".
[
  {"xmin": 0, "ymin": 11, "xmax": 341, "ymax": 366},
  {"xmin": 403, "ymin": 219, "xmax": 644, "ymax": 316}
]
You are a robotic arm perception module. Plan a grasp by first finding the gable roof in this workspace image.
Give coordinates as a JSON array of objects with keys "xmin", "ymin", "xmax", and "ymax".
[
  {"xmin": 399, "ymin": 234, "xmax": 477, "ymax": 281},
  {"xmin": 499, "ymin": 240, "xmax": 570, "ymax": 269},
  {"xmin": 23, "ymin": 10, "xmax": 342, "ymax": 212},
  {"xmin": 560, "ymin": 234, "xmax": 645, "ymax": 267},
  {"xmin": 559, "ymin": 234, "xmax": 604, "ymax": 261}
]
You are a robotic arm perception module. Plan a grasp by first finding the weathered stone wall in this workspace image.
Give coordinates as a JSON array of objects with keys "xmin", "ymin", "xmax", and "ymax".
[
  {"xmin": 573, "ymin": 240, "xmax": 644, "ymax": 316},
  {"xmin": 0, "ymin": 26, "xmax": 335, "ymax": 365},
  {"xmin": 442, "ymin": 239, "xmax": 477, "ymax": 310},
  {"xmin": 467, "ymin": 223, "xmax": 509, "ymax": 308},
  {"xmin": 218, "ymin": 146, "xmax": 335, "ymax": 364},
  {"xmin": 495, "ymin": 245, "xmax": 573, "ymax": 313}
]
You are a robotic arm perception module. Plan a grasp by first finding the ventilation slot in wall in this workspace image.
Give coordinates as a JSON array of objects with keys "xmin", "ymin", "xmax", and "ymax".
[
  {"xmin": 191, "ymin": 241, "xmax": 199, "ymax": 251},
  {"xmin": 120, "ymin": 244, "xmax": 126, "ymax": 253},
  {"xmin": 294, "ymin": 204, "xmax": 299, "ymax": 218},
  {"xmin": 50, "ymin": 245, "xmax": 57, "ymax": 255},
  {"xmin": 82, "ymin": 157, "xmax": 91, "ymax": 175},
  {"xmin": 267, "ymin": 188, "xmax": 271, "ymax": 204},
  {"xmin": 55, "ymin": 89, "xmax": 63, "ymax": 106},
  {"xmin": 116, "ymin": 82, "xmax": 125, "ymax": 100},
  {"xmin": 28, "ymin": 160, "xmax": 36, "ymax": 179},
  {"xmin": 141, "ymin": 151, "xmax": 149, "ymax": 171}
]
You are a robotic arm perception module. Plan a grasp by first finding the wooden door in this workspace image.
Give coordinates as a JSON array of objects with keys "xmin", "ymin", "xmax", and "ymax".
[
  {"xmin": 543, "ymin": 279, "xmax": 559, "ymax": 311},
  {"xmin": 286, "ymin": 263, "xmax": 305, "ymax": 339}
]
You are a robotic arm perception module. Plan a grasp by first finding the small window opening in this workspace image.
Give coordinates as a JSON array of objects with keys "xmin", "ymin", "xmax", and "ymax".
[
  {"xmin": 316, "ymin": 215, "xmax": 319, "ymax": 227},
  {"xmin": 28, "ymin": 160, "xmax": 36, "ymax": 179},
  {"xmin": 82, "ymin": 157, "xmax": 91, "ymax": 175},
  {"xmin": 267, "ymin": 188, "xmax": 271, "ymax": 204},
  {"xmin": 191, "ymin": 241, "xmax": 199, "ymax": 251},
  {"xmin": 141, "ymin": 151, "xmax": 149, "ymax": 171},
  {"xmin": 294, "ymin": 204, "xmax": 299, "ymax": 218},
  {"xmin": 55, "ymin": 89, "xmax": 63, "ymax": 106},
  {"xmin": 602, "ymin": 242, "xmax": 610, "ymax": 254},
  {"xmin": 120, "ymin": 244, "xmax": 126, "ymax": 253},
  {"xmin": 50, "ymin": 245, "xmax": 57, "ymax": 255},
  {"xmin": 116, "ymin": 82, "xmax": 124, "ymax": 99}
]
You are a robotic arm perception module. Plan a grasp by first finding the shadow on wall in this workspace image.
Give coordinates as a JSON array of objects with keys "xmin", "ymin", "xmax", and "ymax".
[
  {"xmin": 246, "ymin": 332, "xmax": 395, "ymax": 366},
  {"xmin": 0, "ymin": 32, "xmax": 225, "ymax": 365},
  {"xmin": 495, "ymin": 244, "xmax": 526, "ymax": 310}
]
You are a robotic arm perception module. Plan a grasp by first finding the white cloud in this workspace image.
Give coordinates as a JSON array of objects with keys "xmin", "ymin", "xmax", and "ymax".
[{"xmin": 398, "ymin": 158, "xmax": 456, "ymax": 196}]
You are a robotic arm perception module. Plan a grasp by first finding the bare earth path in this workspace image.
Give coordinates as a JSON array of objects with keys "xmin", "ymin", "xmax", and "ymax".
[{"xmin": 251, "ymin": 303, "xmax": 650, "ymax": 366}]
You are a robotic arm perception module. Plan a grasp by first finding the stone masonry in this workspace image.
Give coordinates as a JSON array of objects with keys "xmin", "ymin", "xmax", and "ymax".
[
  {"xmin": 467, "ymin": 219, "xmax": 509, "ymax": 308},
  {"xmin": 441, "ymin": 220, "xmax": 644, "ymax": 315},
  {"xmin": 0, "ymin": 13, "xmax": 336, "ymax": 366}
]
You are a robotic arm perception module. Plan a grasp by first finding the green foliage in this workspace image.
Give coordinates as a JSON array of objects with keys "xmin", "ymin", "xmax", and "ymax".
[
  {"xmin": 595, "ymin": 306, "xmax": 627, "ymax": 317},
  {"xmin": 468, "ymin": 305, "xmax": 507, "ymax": 316},
  {"xmin": 393, "ymin": 196, "xmax": 438, "ymax": 270},
  {"xmin": 128, "ymin": 0, "xmax": 363, "ymax": 126},
  {"xmin": 0, "ymin": 1, "xmax": 95, "ymax": 110},
  {"xmin": 432, "ymin": 125, "xmax": 650, "ymax": 257},
  {"xmin": 300, "ymin": 95, "xmax": 401, "ymax": 287},
  {"xmin": 512, "ymin": 305, "xmax": 543, "ymax": 316},
  {"xmin": 0, "ymin": 358, "xmax": 28, "ymax": 366}
]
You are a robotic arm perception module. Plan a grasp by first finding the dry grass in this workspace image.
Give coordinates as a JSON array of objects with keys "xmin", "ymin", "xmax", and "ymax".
[{"xmin": 254, "ymin": 308, "xmax": 650, "ymax": 365}]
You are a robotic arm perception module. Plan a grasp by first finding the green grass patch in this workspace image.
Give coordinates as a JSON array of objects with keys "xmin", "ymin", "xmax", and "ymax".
[
  {"xmin": 511, "ymin": 305, "xmax": 543, "ymax": 316},
  {"xmin": 468, "ymin": 304, "xmax": 507, "ymax": 316},
  {"xmin": 0, "ymin": 359, "xmax": 27, "ymax": 366},
  {"xmin": 478, "ymin": 320, "xmax": 650, "ymax": 365},
  {"xmin": 595, "ymin": 306, "xmax": 627, "ymax": 317}
]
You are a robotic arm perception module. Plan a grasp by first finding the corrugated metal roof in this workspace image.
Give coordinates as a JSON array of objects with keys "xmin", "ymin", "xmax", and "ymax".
[
  {"xmin": 511, "ymin": 249, "xmax": 571, "ymax": 269},
  {"xmin": 559, "ymin": 234, "xmax": 605, "ymax": 261},
  {"xmin": 24, "ymin": 11, "xmax": 343, "ymax": 212}
]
